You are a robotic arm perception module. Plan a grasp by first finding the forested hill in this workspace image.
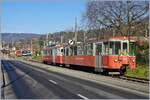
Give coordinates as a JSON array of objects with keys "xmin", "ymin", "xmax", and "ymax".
[{"xmin": 1, "ymin": 33, "xmax": 41, "ymax": 43}]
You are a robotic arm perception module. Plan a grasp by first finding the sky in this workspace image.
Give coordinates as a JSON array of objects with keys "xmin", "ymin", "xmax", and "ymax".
[{"xmin": 1, "ymin": 0, "xmax": 87, "ymax": 34}]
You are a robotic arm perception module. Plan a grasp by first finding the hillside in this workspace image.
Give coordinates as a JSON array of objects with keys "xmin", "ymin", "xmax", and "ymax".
[{"xmin": 1, "ymin": 33, "xmax": 42, "ymax": 43}]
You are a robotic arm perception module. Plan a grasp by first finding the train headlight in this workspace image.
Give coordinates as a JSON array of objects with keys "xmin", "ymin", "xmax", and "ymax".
[{"xmin": 114, "ymin": 59, "xmax": 118, "ymax": 62}]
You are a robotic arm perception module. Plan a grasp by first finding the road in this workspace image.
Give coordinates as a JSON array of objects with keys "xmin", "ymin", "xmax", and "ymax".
[{"xmin": 1, "ymin": 59, "xmax": 149, "ymax": 99}]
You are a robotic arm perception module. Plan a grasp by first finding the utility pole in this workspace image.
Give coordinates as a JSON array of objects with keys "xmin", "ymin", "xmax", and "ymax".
[
  {"xmin": 30, "ymin": 39, "xmax": 33, "ymax": 53},
  {"xmin": 127, "ymin": 1, "xmax": 131, "ymax": 42},
  {"xmin": 83, "ymin": 31, "xmax": 86, "ymax": 43},
  {"xmin": 11, "ymin": 40, "xmax": 13, "ymax": 50},
  {"xmin": 46, "ymin": 33, "xmax": 49, "ymax": 46},
  {"xmin": 112, "ymin": 28, "xmax": 115, "ymax": 37},
  {"xmin": 127, "ymin": 1, "xmax": 131, "ymax": 51},
  {"xmin": 74, "ymin": 17, "xmax": 78, "ymax": 44}
]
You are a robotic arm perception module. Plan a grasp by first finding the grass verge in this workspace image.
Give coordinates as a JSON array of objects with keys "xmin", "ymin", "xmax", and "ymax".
[
  {"xmin": 32, "ymin": 55, "xmax": 42, "ymax": 62},
  {"xmin": 126, "ymin": 64, "xmax": 149, "ymax": 80}
]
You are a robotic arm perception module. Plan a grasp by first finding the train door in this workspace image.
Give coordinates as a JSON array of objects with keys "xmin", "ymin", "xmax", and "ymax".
[
  {"xmin": 60, "ymin": 47, "xmax": 64, "ymax": 64},
  {"xmin": 64, "ymin": 47, "xmax": 67, "ymax": 64},
  {"xmin": 64, "ymin": 47, "xmax": 70, "ymax": 67},
  {"xmin": 95, "ymin": 43, "xmax": 103, "ymax": 72},
  {"xmin": 52, "ymin": 48, "xmax": 56, "ymax": 64}
]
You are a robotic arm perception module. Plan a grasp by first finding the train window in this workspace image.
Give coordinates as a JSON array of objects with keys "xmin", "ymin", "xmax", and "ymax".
[
  {"xmin": 104, "ymin": 42, "xmax": 109, "ymax": 55},
  {"xmin": 96, "ymin": 44, "xmax": 102, "ymax": 55},
  {"xmin": 77, "ymin": 45, "xmax": 84, "ymax": 55},
  {"xmin": 55, "ymin": 49, "xmax": 57, "ymax": 55},
  {"xmin": 66, "ymin": 48, "xmax": 69, "ymax": 56},
  {"xmin": 122, "ymin": 42, "xmax": 128, "ymax": 55},
  {"xmin": 56, "ymin": 49, "xmax": 59, "ymax": 55},
  {"xmin": 52, "ymin": 49, "xmax": 54, "ymax": 55},
  {"xmin": 70, "ymin": 46, "xmax": 73, "ymax": 56},
  {"xmin": 109, "ymin": 42, "xmax": 115, "ymax": 55},
  {"xmin": 61, "ymin": 49, "xmax": 63, "ymax": 53},
  {"xmin": 48, "ymin": 50, "xmax": 50, "ymax": 55},
  {"xmin": 60, "ymin": 49, "xmax": 64, "ymax": 55},
  {"xmin": 50, "ymin": 49, "xmax": 53, "ymax": 55},
  {"xmin": 63, "ymin": 48, "xmax": 66, "ymax": 55},
  {"xmin": 59, "ymin": 49, "xmax": 62, "ymax": 55},
  {"xmin": 84, "ymin": 45, "xmax": 87, "ymax": 55},
  {"xmin": 43, "ymin": 50, "xmax": 46, "ymax": 55},
  {"xmin": 86, "ymin": 43, "xmax": 93, "ymax": 56},
  {"xmin": 49, "ymin": 50, "xmax": 51, "ymax": 55},
  {"xmin": 74, "ymin": 46, "xmax": 77, "ymax": 55},
  {"xmin": 46, "ymin": 50, "xmax": 48, "ymax": 55},
  {"xmin": 44, "ymin": 50, "xmax": 46, "ymax": 55},
  {"xmin": 44, "ymin": 50, "xmax": 47, "ymax": 55},
  {"xmin": 42, "ymin": 50, "xmax": 44, "ymax": 55},
  {"xmin": 115, "ymin": 42, "xmax": 121, "ymax": 55},
  {"xmin": 52, "ymin": 49, "xmax": 56, "ymax": 56}
]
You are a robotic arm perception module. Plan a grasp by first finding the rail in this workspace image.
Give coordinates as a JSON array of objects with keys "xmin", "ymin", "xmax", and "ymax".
[{"xmin": 119, "ymin": 75, "xmax": 149, "ymax": 84}]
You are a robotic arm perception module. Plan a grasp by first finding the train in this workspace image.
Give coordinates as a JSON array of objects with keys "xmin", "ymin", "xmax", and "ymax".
[
  {"xmin": 15, "ymin": 50, "xmax": 32, "ymax": 57},
  {"xmin": 15, "ymin": 50, "xmax": 22, "ymax": 57},
  {"xmin": 22, "ymin": 50, "xmax": 32, "ymax": 56},
  {"xmin": 42, "ymin": 36, "xmax": 136, "ymax": 75}
]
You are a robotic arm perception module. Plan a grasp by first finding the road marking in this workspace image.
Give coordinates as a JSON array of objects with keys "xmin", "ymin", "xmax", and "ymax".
[
  {"xmin": 49, "ymin": 80, "xmax": 57, "ymax": 85},
  {"xmin": 77, "ymin": 94, "xmax": 89, "ymax": 99}
]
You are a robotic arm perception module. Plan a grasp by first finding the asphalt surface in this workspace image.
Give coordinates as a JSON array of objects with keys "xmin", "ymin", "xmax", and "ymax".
[{"xmin": 1, "ymin": 59, "xmax": 149, "ymax": 99}]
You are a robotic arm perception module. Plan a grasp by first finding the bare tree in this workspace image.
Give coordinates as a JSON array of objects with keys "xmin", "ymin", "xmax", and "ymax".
[{"xmin": 83, "ymin": 0, "xmax": 149, "ymax": 37}]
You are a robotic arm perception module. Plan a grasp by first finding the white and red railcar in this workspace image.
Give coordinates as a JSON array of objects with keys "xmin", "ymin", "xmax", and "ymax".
[
  {"xmin": 42, "ymin": 36, "xmax": 136, "ymax": 75},
  {"xmin": 42, "ymin": 45, "xmax": 64, "ymax": 65}
]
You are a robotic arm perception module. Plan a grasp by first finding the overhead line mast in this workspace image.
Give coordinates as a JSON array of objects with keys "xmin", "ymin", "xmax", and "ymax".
[
  {"xmin": 0, "ymin": 33, "xmax": 2, "ymax": 50},
  {"xmin": 74, "ymin": 17, "xmax": 78, "ymax": 44},
  {"xmin": 44, "ymin": 33, "xmax": 48, "ymax": 47}
]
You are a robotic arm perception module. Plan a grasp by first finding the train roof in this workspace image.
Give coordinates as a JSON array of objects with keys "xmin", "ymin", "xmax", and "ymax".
[
  {"xmin": 107, "ymin": 36, "xmax": 136, "ymax": 41},
  {"xmin": 43, "ymin": 36, "xmax": 138, "ymax": 50},
  {"xmin": 43, "ymin": 44, "xmax": 64, "ymax": 50},
  {"xmin": 85, "ymin": 36, "xmax": 137, "ymax": 43}
]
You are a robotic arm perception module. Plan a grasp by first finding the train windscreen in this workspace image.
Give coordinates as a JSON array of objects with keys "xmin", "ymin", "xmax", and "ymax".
[{"xmin": 104, "ymin": 41, "xmax": 121, "ymax": 55}]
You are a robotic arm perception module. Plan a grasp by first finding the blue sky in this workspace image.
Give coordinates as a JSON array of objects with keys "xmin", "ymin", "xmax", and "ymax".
[{"xmin": 1, "ymin": 0, "xmax": 87, "ymax": 34}]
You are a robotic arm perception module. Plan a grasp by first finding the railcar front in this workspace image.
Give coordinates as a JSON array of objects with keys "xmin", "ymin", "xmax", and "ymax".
[
  {"xmin": 54, "ymin": 45, "xmax": 65, "ymax": 65},
  {"xmin": 95, "ymin": 37, "xmax": 136, "ymax": 75},
  {"xmin": 42, "ymin": 47, "xmax": 53, "ymax": 64}
]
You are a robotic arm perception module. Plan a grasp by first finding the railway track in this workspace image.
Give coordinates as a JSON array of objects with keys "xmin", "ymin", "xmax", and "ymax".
[{"xmin": 119, "ymin": 75, "xmax": 149, "ymax": 84}]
